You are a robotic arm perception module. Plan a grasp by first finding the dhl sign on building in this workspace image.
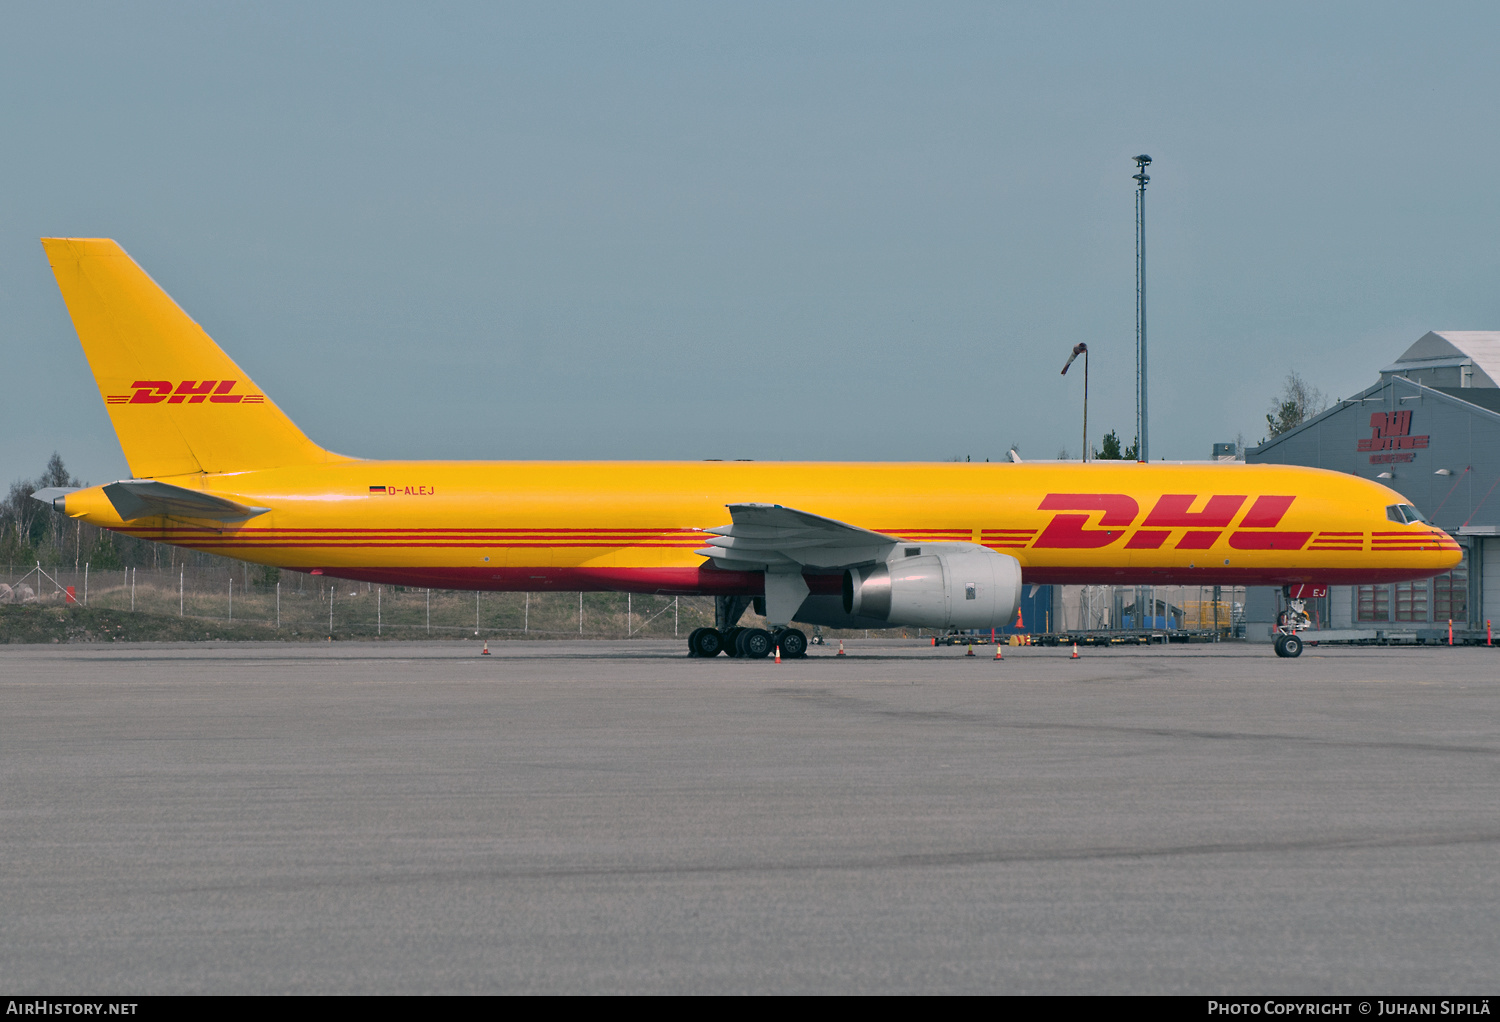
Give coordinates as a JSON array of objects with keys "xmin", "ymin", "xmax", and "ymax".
[{"xmin": 1250, "ymin": 331, "xmax": 1500, "ymax": 642}]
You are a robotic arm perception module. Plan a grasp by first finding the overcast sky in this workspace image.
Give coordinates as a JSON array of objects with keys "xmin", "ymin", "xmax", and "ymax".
[{"xmin": 3, "ymin": 2, "xmax": 1498, "ymax": 485}]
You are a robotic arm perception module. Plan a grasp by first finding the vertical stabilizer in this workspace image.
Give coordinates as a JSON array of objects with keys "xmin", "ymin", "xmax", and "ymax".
[{"xmin": 41, "ymin": 238, "xmax": 347, "ymax": 477}]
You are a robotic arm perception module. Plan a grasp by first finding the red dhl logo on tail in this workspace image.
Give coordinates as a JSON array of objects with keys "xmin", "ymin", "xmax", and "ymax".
[
  {"xmin": 1032, "ymin": 493, "xmax": 1312, "ymax": 551},
  {"xmin": 106, "ymin": 380, "xmax": 265, "ymax": 405}
]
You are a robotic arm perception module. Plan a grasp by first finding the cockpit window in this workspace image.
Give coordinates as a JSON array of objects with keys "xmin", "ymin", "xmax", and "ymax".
[{"xmin": 1386, "ymin": 504, "xmax": 1429, "ymax": 525}]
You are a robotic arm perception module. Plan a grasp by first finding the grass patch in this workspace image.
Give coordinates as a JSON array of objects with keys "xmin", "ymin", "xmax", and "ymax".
[{"xmin": 0, "ymin": 605, "xmax": 283, "ymax": 644}]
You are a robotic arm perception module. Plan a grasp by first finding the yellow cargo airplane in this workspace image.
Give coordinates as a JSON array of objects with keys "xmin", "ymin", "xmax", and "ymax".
[{"xmin": 33, "ymin": 238, "xmax": 1460, "ymax": 658}]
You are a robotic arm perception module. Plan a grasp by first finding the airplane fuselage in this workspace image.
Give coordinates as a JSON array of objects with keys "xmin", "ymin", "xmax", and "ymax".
[{"xmin": 61, "ymin": 458, "xmax": 1461, "ymax": 594}]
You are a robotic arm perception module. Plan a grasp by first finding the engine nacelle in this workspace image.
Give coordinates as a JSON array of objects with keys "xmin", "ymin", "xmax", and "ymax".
[{"xmin": 842, "ymin": 543, "xmax": 1023, "ymax": 630}]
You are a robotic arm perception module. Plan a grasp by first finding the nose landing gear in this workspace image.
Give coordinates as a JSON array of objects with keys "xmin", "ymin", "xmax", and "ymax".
[{"xmin": 1273, "ymin": 592, "xmax": 1313, "ymax": 657}]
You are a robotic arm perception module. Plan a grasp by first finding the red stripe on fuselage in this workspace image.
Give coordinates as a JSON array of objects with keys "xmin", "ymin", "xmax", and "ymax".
[{"xmin": 280, "ymin": 561, "xmax": 1454, "ymax": 594}]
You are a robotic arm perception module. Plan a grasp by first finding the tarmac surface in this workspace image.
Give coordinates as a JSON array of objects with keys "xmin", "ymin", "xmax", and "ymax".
[{"xmin": 2, "ymin": 639, "xmax": 1498, "ymax": 994}]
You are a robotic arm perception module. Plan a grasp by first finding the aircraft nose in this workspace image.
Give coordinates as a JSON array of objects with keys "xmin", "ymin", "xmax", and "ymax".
[{"xmin": 1431, "ymin": 529, "xmax": 1463, "ymax": 570}]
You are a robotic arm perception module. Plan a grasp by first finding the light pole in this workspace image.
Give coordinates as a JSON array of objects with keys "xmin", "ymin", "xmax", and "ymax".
[
  {"xmin": 1133, "ymin": 154, "xmax": 1151, "ymax": 463},
  {"xmin": 1061, "ymin": 342, "xmax": 1089, "ymax": 461}
]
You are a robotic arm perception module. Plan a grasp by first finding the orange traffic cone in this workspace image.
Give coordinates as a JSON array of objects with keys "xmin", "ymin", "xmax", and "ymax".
[
  {"xmin": 775, "ymin": 645, "xmax": 782, "ymax": 663},
  {"xmin": 481, "ymin": 641, "xmax": 490, "ymax": 655},
  {"xmin": 965, "ymin": 645, "xmax": 975, "ymax": 656},
  {"xmin": 1070, "ymin": 643, "xmax": 1080, "ymax": 659},
  {"xmin": 837, "ymin": 640, "xmax": 846, "ymax": 656},
  {"xmin": 993, "ymin": 644, "xmax": 1003, "ymax": 660}
]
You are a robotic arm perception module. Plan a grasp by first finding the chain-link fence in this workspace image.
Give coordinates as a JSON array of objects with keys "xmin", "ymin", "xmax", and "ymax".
[
  {"xmin": 1, "ymin": 561, "xmax": 1250, "ymax": 641},
  {"xmin": 0, "ymin": 562, "xmax": 720, "ymax": 640}
]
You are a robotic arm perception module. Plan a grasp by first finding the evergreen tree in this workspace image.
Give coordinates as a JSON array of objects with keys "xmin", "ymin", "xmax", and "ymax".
[
  {"xmin": 1094, "ymin": 430, "xmax": 1140, "ymax": 461},
  {"xmin": 1264, "ymin": 371, "xmax": 1327, "ymax": 440}
]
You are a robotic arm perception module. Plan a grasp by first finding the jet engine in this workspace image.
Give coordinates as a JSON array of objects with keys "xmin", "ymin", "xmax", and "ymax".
[{"xmin": 842, "ymin": 543, "xmax": 1023, "ymax": 630}]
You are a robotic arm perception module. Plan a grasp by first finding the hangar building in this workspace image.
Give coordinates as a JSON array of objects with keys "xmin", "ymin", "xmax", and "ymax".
[{"xmin": 1246, "ymin": 331, "xmax": 1500, "ymax": 642}]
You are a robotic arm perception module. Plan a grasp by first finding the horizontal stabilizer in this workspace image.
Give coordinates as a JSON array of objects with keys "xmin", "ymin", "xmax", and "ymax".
[
  {"xmin": 30, "ymin": 487, "xmax": 81, "ymax": 512},
  {"xmin": 102, "ymin": 479, "xmax": 270, "ymax": 523},
  {"xmin": 696, "ymin": 503, "xmax": 899, "ymax": 569}
]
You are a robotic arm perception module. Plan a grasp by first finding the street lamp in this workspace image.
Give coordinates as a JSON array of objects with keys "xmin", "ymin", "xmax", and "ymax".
[
  {"xmin": 1134, "ymin": 154, "xmax": 1151, "ymax": 463},
  {"xmin": 1061, "ymin": 342, "xmax": 1089, "ymax": 461}
]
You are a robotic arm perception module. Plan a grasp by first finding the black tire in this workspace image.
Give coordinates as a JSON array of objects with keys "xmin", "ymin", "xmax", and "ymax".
[
  {"xmin": 778, "ymin": 628, "xmax": 808, "ymax": 658},
  {"xmin": 1273, "ymin": 634, "xmax": 1288, "ymax": 657},
  {"xmin": 689, "ymin": 627, "xmax": 724, "ymax": 658},
  {"xmin": 1281, "ymin": 634, "xmax": 1303, "ymax": 658},
  {"xmin": 737, "ymin": 627, "xmax": 773, "ymax": 659},
  {"xmin": 722, "ymin": 627, "xmax": 743, "ymax": 657}
]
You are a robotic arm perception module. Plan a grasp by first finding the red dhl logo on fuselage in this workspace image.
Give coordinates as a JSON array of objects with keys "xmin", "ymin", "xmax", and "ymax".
[
  {"xmin": 105, "ymin": 380, "xmax": 265, "ymax": 405},
  {"xmin": 1032, "ymin": 493, "xmax": 1312, "ymax": 551}
]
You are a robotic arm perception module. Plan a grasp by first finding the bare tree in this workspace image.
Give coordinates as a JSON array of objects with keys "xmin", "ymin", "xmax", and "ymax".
[
  {"xmin": 38, "ymin": 452, "xmax": 74, "ymax": 489},
  {"xmin": 1264, "ymin": 371, "xmax": 1327, "ymax": 440},
  {"xmin": 0, "ymin": 453, "xmax": 83, "ymax": 561}
]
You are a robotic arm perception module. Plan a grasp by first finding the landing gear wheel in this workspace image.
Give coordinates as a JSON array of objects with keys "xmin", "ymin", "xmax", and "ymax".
[
  {"xmin": 776, "ymin": 628, "xmax": 808, "ymax": 658},
  {"xmin": 1273, "ymin": 634, "xmax": 1287, "ymax": 657},
  {"xmin": 736, "ymin": 627, "xmax": 774, "ymax": 659},
  {"xmin": 722, "ymin": 627, "xmax": 744, "ymax": 657},
  {"xmin": 1280, "ymin": 634, "xmax": 1303, "ymax": 658},
  {"xmin": 689, "ymin": 627, "xmax": 724, "ymax": 658}
]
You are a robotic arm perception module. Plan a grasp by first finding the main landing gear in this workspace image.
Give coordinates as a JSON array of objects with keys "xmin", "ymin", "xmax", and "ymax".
[
  {"xmin": 686, "ymin": 626, "xmax": 809, "ymax": 658},
  {"xmin": 688, "ymin": 594, "xmax": 808, "ymax": 658}
]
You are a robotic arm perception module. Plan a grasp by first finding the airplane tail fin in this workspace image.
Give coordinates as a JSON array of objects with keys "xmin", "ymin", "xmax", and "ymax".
[{"xmin": 41, "ymin": 238, "xmax": 347, "ymax": 478}]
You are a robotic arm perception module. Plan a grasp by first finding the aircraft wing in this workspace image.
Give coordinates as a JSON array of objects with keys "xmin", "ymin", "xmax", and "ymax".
[
  {"xmin": 695, "ymin": 503, "xmax": 899, "ymax": 570},
  {"xmin": 100, "ymin": 479, "xmax": 270, "ymax": 523}
]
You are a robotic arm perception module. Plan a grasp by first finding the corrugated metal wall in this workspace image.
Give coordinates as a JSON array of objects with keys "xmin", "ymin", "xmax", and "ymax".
[{"xmin": 1249, "ymin": 377, "xmax": 1500, "ymax": 635}]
